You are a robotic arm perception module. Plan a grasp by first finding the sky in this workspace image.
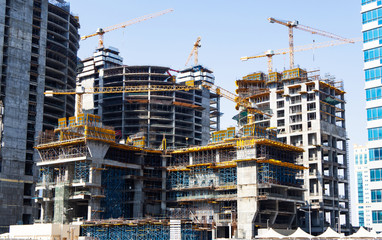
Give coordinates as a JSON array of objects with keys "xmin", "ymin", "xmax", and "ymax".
[{"xmin": 67, "ymin": 0, "xmax": 364, "ymax": 224}]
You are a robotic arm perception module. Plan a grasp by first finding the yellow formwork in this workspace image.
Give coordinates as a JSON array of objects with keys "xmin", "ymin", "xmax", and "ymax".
[{"xmin": 236, "ymin": 138, "xmax": 304, "ymax": 152}]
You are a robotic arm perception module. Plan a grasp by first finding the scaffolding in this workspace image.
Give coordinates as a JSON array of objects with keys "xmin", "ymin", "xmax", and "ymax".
[
  {"xmin": 80, "ymin": 221, "xmax": 210, "ymax": 240},
  {"xmin": 258, "ymin": 162, "xmax": 303, "ymax": 187},
  {"xmin": 217, "ymin": 167, "xmax": 236, "ymax": 186},
  {"xmin": 100, "ymin": 167, "xmax": 138, "ymax": 219},
  {"xmin": 74, "ymin": 161, "xmax": 90, "ymax": 182}
]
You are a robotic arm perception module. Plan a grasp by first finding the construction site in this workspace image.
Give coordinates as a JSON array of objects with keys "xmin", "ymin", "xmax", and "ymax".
[{"xmin": 0, "ymin": 1, "xmax": 356, "ymax": 239}]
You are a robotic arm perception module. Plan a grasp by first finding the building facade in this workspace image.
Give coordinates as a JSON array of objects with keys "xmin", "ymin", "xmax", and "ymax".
[
  {"xmin": 0, "ymin": 0, "xmax": 79, "ymax": 232},
  {"xmin": 77, "ymin": 49, "xmax": 220, "ymax": 148},
  {"xmin": 361, "ymin": 0, "xmax": 382, "ymax": 232},
  {"xmin": 353, "ymin": 145, "xmax": 371, "ymax": 228},
  {"xmin": 34, "ymin": 113, "xmax": 305, "ymax": 239},
  {"xmin": 236, "ymin": 68, "xmax": 350, "ymax": 234}
]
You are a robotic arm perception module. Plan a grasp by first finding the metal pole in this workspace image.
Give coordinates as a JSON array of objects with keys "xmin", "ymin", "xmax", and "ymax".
[{"xmin": 267, "ymin": 219, "xmax": 269, "ymax": 229}]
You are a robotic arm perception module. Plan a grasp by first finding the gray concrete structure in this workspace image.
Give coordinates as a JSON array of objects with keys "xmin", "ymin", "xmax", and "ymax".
[
  {"xmin": 0, "ymin": 0, "xmax": 79, "ymax": 232},
  {"xmin": 236, "ymin": 68, "xmax": 350, "ymax": 234},
  {"xmin": 77, "ymin": 48, "xmax": 220, "ymax": 148}
]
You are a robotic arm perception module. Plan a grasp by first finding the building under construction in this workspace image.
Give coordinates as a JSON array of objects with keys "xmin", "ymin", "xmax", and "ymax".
[
  {"xmin": 77, "ymin": 47, "xmax": 220, "ymax": 149},
  {"xmin": 235, "ymin": 68, "xmax": 350, "ymax": 234},
  {"xmin": 34, "ymin": 102, "xmax": 306, "ymax": 239}
]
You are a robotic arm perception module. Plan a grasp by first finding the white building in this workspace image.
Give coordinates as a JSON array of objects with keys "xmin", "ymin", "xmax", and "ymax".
[
  {"xmin": 361, "ymin": 0, "xmax": 382, "ymax": 232},
  {"xmin": 353, "ymin": 145, "xmax": 371, "ymax": 228}
]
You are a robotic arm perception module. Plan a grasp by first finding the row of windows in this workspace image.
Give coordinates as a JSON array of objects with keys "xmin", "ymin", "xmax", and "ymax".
[
  {"xmin": 363, "ymin": 26, "xmax": 382, "ymax": 43},
  {"xmin": 367, "ymin": 106, "xmax": 382, "ymax": 121},
  {"xmin": 359, "ymin": 211, "xmax": 365, "ymax": 227},
  {"xmin": 373, "ymin": 210, "xmax": 382, "ymax": 223},
  {"xmin": 362, "ymin": 0, "xmax": 377, "ymax": 5},
  {"xmin": 369, "ymin": 147, "xmax": 382, "ymax": 161},
  {"xmin": 358, "ymin": 172, "xmax": 364, "ymax": 203},
  {"xmin": 372, "ymin": 189, "xmax": 382, "ymax": 202},
  {"xmin": 355, "ymin": 153, "xmax": 368, "ymax": 164},
  {"xmin": 366, "ymin": 86, "xmax": 382, "ymax": 101},
  {"xmin": 371, "ymin": 168, "xmax": 382, "ymax": 182},
  {"xmin": 368, "ymin": 127, "xmax": 382, "ymax": 141},
  {"xmin": 364, "ymin": 46, "xmax": 382, "ymax": 62},
  {"xmin": 362, "ymin": 7, "xmax": 382, "ymax": 24},
  {"xmin": 365, "ymin": 66, "xmax": 382, "ymax": 82}
]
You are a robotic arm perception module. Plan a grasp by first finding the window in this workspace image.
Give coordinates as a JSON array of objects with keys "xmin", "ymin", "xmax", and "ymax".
[
  {"xmin": 372, "ymin": 210, "xmax": 382, "ymax": 223},
  {"xmin": 307, "ymin": 84, "xmax": 315, "ymax": 92},
  {"xmin": 364, "ymin": 46, "xmax": 382, "ymax": 62},
  {"xmin": 370, "ymin": 168, "xmax": 382, "ymax": 182},
  {"xmin": 277, "ymin": 101, "xmax": 284, "ymax": 108},
  {"xmin": 289, "ymin": 87, "xmax": 301, "ymax": 95},
  {"xmin": 277, "ymin": 110, "xmax": 284, "ymax": 118},
  {"xmin": 366, "ymin": 87, "xmax": 382, "ymax": 100},
  {"xmin": 368, "ymin": 127, "xmax": 382, "ymax": 141},
  {"xmin": 362, "ymin": 8, "xmax": 382, "ymax": 24},
  {"xmin": 307, "ymin": 102, "xmax": 316, "ymax": 111},
  {"xmin": 363, "ymin": 26, "xmax": 382, "ymax": 43},
  {"xmin": 358, "ymin": 172, "xmax": 364, "ymax": 203},
  {"xmin": 290, "ymin": 124, "xmax": 302, "ymax": 132},
  {"xmin": 368, "ymin": 107, "xmax": 382, "ymax": 121},
  {"xmin": 366, "ymin": 67, "xmax": 382, "ymax": 82},
  {"xmin": 308, "ymin": 112, "xmax": 316, "ymax": 120},
  {"xmin": 290, "ymin": 114, "xmax": 302, "ymax": 123},
  {"xmin": 362, "ymin": 0, "xmax": 376, "ymax": 5},
  {"xmin": 23, "ymin": 183, "xmax": 32, "ymax": 196},
  {"xmin": 371, "ymin": 189, "xmax": 382, "ymax": 202},
  {"xmin": 290, "ymin": 105, "xmax": 302, "ymax": 114},
  {"xmin": 369, "ymin": 148, "xmax": 382, "ymax": 161},
  {"xmin": 290, "ymin": 96, "xmax": 301, "ymax": 104},
  {"xmin": 355, "ymin": 154, "xmax": 359, "ymax": 165},
  {"xmin": 307, "ymin": 93, "xmax": 315, "ymax": 101},
  {"xmin": 359, "ymin": 211, "xmax": 365, "ymax": 227}
]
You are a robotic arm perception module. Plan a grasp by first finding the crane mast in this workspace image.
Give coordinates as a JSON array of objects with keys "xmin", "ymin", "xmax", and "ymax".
[
  {"xmin": 185, "ymin": 37, "xmax": 202, "ymax": 66},
  {"xmin": 268, "ymin": 17, "xmax": 354, "ymax": 69}
]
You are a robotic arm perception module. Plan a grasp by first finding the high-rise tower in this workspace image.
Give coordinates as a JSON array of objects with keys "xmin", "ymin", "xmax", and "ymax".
[
  {"xmin": 77, "ymin": 49, "xmax": 220, "ymax": 148},
  {"xmin": 359, "ymin": 0, "xmax": 382, "ymax": 232},
  {"xmin": 0, "ymin": 0, "xmax": 79, "ymax": 232},
  {"xmin": 236, "ymin": 69, "xmax": 350, "ymax": 234}
]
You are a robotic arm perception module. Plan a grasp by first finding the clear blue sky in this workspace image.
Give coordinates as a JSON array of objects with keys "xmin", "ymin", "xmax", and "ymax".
[{"xmin": 67, "ymin": 0, "xmax": 363, "ymax": 224}]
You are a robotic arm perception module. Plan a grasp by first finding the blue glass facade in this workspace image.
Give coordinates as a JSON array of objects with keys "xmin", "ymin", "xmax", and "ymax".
[
  {"xmin": 365, "ymin": 67, "xmax": 382, "ymax": 82},
  {"xmin": 373, "ymin": 210, "xmax": 382, "ymax": 223},
  {"xmin": 362, "ymin": 0, "xmax": 377, "ymax": 6},
  {"xmin": 368, "ymin": 127, "xmax": 382, "ymax": 141},
  {"xmin": 363, "ymin": 27, "xmax": 382, "ymax": 43},
  {"xmin": 363, "ymin": 1, "xmax": 382, "ymax": 229},
  {"xmin": 372, "ymin": 189, "xmax": 382, "ymax": 202},
  {"xmin": 362, "ymin": 8, "xmax": 382, "ymax": 24},
  {"xmin": 366, "ymin": 87, "xmax": 382, "ymax": 100},
  {"xmin": 359, "ymin": 211, "xmax": 365, "ymax": 226},
  {"xmin": 364, "ymin": 46, "xmax": 382, "ymax": 62},
  {"xmin": 370, "ymin": 168, "xmax": 382, "ymax": 181},
  {"xmin": 369, "ymin": 147, "xmax": 382, "ymax": 161},
  {"xmin": 367, "ymin": 107, "xmax": 382, "ymax": 120}
]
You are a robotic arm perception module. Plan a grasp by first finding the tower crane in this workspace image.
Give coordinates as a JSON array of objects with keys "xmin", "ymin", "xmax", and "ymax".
[
  {"xmin": 45, "ymin": 80, "xmax": 269, "ymax": 124},
  {"xmin": 267, "ymin": 17, "xmax": 354, "ymax": 69},
  {"xmin": 45, "ymin": 84, "xmax": 199, "ymax": 117},
  {"xmin": 241, "ymin": 37, "xmax": 361, "ymax": 72},
  {"xmin": 81, "ymin": 9, "xmax": 174, "ymax": 48},
  {"xmin": 185, "ymin": 37, "xmax": 202, "ymax": 66}
]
